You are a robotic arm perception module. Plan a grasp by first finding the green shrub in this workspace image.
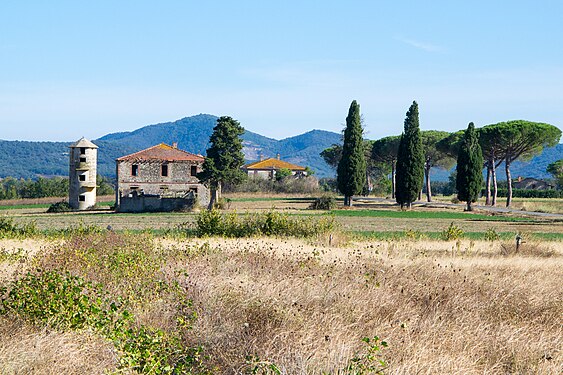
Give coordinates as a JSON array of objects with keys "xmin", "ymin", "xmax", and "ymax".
[
  {"xmin": 344, "ymin": 336, "xmax": 388, "ymax": 374},
  {"xmin": 309, "ymin": 195, "xmax": 337, "ymax": 210},
  {"xmin": 0, "ymin": 216, "xmax": 38, "ymax": 238},
  {"xmin": 0, "ymin": 269, "xmax": 208, "ymax": 374},
  {"xmin": 440, "ymin": 222, "xmax": 464, "ymax": 241},
  {"xmin": 482, "ymin": 188, "xmax": 562, "ymax": 199},
  {"xmin": 47, "ymin": 201, "xmax": 72, "ymax": 213},
  {"xmin": 195, "ymin": 209, "xmax": 336, "ymax": 238},
  {"xmin": 484, "ymin": 227, "xmax": 500, "ymax": 241}
]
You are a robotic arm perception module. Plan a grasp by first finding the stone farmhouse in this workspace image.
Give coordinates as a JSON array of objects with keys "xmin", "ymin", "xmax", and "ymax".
[
  {"xmin": 115, "ymin": 143, "xmax": 209, "ymax": 212},
  {"xmin": 242, "ymin": 154, "xmax": 307, "ymax": 179}
]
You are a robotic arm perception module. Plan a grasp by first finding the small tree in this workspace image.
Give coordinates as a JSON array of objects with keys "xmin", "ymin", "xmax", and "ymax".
[
  {"xmin": 371, "ymin": 136, "xmax": 401, "ymax": 198},
  {"xmin": 395, "ymin": 101, "xmax": 424, "ymax": 209},
  {"xmin": 275, "ymin": 168, "xmax": 292, "ymax": 181},
  {"xmin": 421, "ymin": 130, "xmax": 456, "ymax": 202},
  {"xmin": 494, "ymin": 121, "xmax": 561, "ymax": 207},
  {"xmin": 456, "ymin": 122, "xmax": 483, "ymax": 211},
  {"xmin": 547, "ymin": 159, "xmax": 563, "ymax": 188},
  {"xmin": 198, "ymin": 116, "xmax": 247, "ymax": 209},
  {"xmin": 337, "ymin": 100, "xmax": 366, "ymax": 206}
]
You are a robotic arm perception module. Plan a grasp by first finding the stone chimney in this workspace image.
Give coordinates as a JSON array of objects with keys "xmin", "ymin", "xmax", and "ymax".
[
  {"xmin": 172, "ymin": 142, "xmax": 178, "ymax": 149},
  {"xmin": 276, "ymin": 153, "xmax": 280, "ymax": 160}
]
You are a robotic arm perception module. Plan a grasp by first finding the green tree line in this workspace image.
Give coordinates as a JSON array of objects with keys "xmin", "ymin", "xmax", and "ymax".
[
  {"xmin": 0, "ymin": 176, "xmax": 114, "ymax": 200},
  {"xmin": 323, "ymin": 101, "xmax": 562, "ymax": 208}
]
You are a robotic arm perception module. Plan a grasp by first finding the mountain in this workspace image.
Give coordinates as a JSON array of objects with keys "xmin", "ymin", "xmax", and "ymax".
[
  {"xmin": 1, "ymin": 114, "xmax": 560, "ymax": 181},
  {"xmin": 0, "ymin": 114, "xmax": 342, "ymax": 179}
]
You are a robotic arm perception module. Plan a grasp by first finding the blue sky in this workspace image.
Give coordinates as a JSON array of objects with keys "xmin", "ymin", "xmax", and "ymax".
[{"xmin": 1, "ymin": 1, "xmax": 562, "ymax": 142}]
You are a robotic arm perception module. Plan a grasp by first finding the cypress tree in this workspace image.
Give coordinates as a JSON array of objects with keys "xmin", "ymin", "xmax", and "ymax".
[
  {"xmin": 395, "ymin": 101, "xmax": 424, "ymax": 209},
  {"xmin": 456, "ymin": 122, "xmax": 484, "ymax": 211},
  {"xmin": 337, "ymin": 100, "xmax": 366, "ymax": 207},
  {"xmin": 198, "ymin": 116, "xmax": 246, "ymax": 209}
]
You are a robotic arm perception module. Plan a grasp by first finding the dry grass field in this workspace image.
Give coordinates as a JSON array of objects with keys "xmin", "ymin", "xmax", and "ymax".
[
  {"xmin": 0, "ymin": 233, "xmax": 561, "ymax": 374},
  {"xmin": 0, "ymin": 195, "xmax": 562, "ymax": 373}
]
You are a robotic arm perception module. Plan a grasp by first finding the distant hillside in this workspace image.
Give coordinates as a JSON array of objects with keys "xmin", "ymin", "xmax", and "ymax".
[
  {"xmin": 1, "ymin": 114, "xmax": 560, "ymax": 181},
  {"xmin": 0, "ymin": 114, "xmax": 341, "ymax": 179}
]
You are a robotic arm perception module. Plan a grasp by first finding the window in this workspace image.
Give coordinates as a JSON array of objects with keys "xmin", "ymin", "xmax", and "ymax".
[
  {"xmin": 161, "ymin": 164, "xmax": 168, "ymax": 177},
  {"xmin": 190, "ymin": 165, "xmax": 198, "ymax": 176},
  {"xmin": 80, "ymin": 147, "xmax": 86, "ymax": 155},
  {"xmin": 79, "ymin": 174, "xmax": 86, "ymax": 182},
  {"xmin": 132, "ymin": 164, "xmax": 138, "ymax": 176},
  {"xmin": 80, "ymin": 157, "xmax": 86, "ymax": 163},
  {"xmin": 79, "ymin": 195, "xmax": 86, "ymax": 202}
]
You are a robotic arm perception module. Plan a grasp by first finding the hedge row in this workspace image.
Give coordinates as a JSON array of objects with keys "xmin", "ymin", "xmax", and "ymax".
[{"xmin": 482, "ymin": 188, "xmax": 563, "ymax": 199}]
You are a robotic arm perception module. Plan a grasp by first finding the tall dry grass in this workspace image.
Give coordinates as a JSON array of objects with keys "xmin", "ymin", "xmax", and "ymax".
[
  {"xmin": 0, "ymin": 236, "xmax": 561, "ymax": 374},
  {"xmin": 166, "ymin": 238, "xmax": 562, "ymax": 374}
]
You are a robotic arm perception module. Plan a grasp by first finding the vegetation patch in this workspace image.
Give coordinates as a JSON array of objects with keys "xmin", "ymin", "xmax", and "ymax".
[
  {"xmin": 332, "ymin": 209, "xmax": 533, "ymax": 222},
  {"xmin": 195, "ymin": 209, "xmax": 336, "ymax": 238}
]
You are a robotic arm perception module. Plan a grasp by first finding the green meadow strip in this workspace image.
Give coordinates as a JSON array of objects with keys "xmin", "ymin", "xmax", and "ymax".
[{"xmin": 332, "ymin": 209, "xmax": 533, "ymax": 222}]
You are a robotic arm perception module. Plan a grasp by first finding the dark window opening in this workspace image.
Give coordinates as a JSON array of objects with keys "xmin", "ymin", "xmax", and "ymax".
[
  {"xmin": 161, "ymin": 164, "xmax": 168, "ymax": 177},
  {"xmin": 190, "ymin": 165, "xmax": 198, "ymax": 176},
  {"xmin": 79, "ymin": 175, "xmax": 86, "ymax": 182},
  {"xmin": 79, "ymin": 195, "xmax": 86, "ymax": 202},
  {"xmin": 80, "ymin": 147, "xmax": 86, "ymax": 155},
  {"xmin": 132, "ymin": 164, "xmax": 138, "ymax": 176},
  {"xmin": 79, "ymin": 157, "xmax": 86, "ymax": 163}
]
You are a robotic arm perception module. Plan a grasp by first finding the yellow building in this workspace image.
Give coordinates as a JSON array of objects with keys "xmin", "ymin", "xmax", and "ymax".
[{"xmin": 242, "ymin": 154, "xmax": 307, "ymax": 179}]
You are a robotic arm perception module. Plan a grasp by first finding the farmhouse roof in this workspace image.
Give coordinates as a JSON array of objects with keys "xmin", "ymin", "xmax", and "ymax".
[
  {"xmin": 243, "ymin": 157, "xmax": 306, "ymax": 171},
  {"xmin": 70, "ymin": 137, "xmax": 98, "ymax": 149},
  {"xmin": 117, "ymin": 143, "xmax": 204, "ymax": 162}
]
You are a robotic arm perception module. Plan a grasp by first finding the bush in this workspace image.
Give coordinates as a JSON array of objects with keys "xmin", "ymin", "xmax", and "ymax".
[
  {"xmin": 0, "ymin": 216, "xmax": 37, "ymax": 238},
  {"xmin": 47, "ymin": 201, "xmax": 72, "ymax": 213},
  {"xmin": 195, "ymin": 209, "xmax": 336, "ymax": 238},
  {"xmin": 309, "ymin": 195, "xmax": 337, "ymax": 210},
  {"xmin": 0, "ymin": 269, "xmax": 208, "ymax": 374},
  {"xmin": 224, "ymin": 175, "xmax": 320, "ymax": 194},
  {"xmin": 440, "ymin": 222, "xmax": 464, "ymax": 241},
  {"xmin": 482, "ymin": 188, "xmax": 563, "ymax": 199}
]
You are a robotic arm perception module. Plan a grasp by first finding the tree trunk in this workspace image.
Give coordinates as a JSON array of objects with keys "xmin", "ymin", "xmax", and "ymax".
[
  {"xmin": 349, "ymin": 195, "xmax": 353, "ymax": 207},
  {"xmin": 425, "ymin": 164, "xmax": 432, "ymax": 202},
  {"xmin": 485, "ymin": 162, "xmax": 492, "ymax": 205},
  {"xmin": 391, "ymin": 162, "xmax": 396, "ymax": 199},
  {"xmin": 505, "ymin": 161, "xmax": 512, "ymax": 207},
  {"xmin": 491, "ymin": 160, "xmax": 498, "ymax": 206},
  {"xmin": 207, "ymin": 182, "xmax": 221, "ymax": 210},
  {"xmin": 418, "ymin": 189, "xmax": 422, "ymax": 201},
  {"xmin": 466, "ymin": 200, "xmax": 473, "ymax": 211}
]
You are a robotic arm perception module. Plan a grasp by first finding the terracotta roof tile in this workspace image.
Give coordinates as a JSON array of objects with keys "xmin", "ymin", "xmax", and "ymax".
[
  {"xmin": 243, "ymin": 158, "xmax": 306, "ymax": 171},
  {"xmin": 117, "ymin": 143, "xmax": 204, "ymax": 162}
]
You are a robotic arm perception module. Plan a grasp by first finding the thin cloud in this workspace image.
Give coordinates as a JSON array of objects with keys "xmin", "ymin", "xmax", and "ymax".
[{"xmin": 396, "ymin": 36, "xmax": 444, "ymax": 52}]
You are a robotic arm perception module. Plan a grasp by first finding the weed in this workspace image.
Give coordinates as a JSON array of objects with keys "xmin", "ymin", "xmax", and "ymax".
[
  {"xmin": 0, "ymin": 216, "xmax": 38, "ymax": 238},
  {"xmin": 440, "ymin": 222, "xmax": 464, "ymax": 241},
  {"xmin": 0, "ymin": 269, "xmax": 209, "ymax": 374},
  {"xmin": 343, "ymin": 336, "xmax": 388, "ymax": 374},
  {"xmin": 484, "ymin": 227, "xmax": 500, "ymax": 241}
]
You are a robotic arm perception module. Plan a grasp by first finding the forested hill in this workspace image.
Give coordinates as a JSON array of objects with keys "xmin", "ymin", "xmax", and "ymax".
[
  {"xmin": 0, "ymin": 114, "xmax": 341, "ymax": 179},
  {"xmin": 0, "ymin": 114, "xmax": 561, "ymax": 180}
]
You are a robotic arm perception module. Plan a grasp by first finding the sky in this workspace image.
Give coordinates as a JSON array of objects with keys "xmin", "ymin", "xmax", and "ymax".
[{"xmin": 1, "ymin": 1, "xmax": 562, "ymax": 142}]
